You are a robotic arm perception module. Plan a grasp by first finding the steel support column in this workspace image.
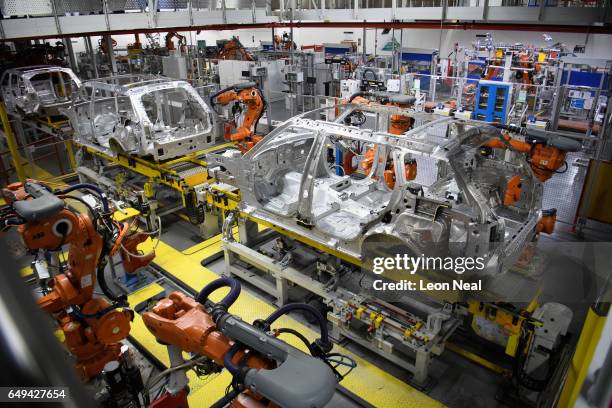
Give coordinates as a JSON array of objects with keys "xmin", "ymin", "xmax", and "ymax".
[
  {"xmin": 106, "ymin": 35, "xmax": 117, "ymax": 74},
  {"xmin": 86, "ymin": 36, "xmax": 99, "ymax": 78},
  {"xmin": 362, "ymin": 23, "xmax": 367, "ymax": 64},
  {"xmin": 64, "ymin": 38, "xmax": 78, "ymax": 71}
]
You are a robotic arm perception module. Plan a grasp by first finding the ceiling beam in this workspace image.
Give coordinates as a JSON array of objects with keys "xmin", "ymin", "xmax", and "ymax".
[{"xmin": 0, "ymin": 20, "xmax": 610, "ymax": 42}]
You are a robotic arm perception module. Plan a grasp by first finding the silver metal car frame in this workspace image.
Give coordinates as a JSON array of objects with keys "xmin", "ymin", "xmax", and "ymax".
[
  {"xmin": 0, "ymin": 65, "xmax": 81, "ymax": 116},
  {"xmin": 207, "ymin": 104, "xmax": 543, "ymax": 276},
  {"xmin": 66, "ymin": 74, "xmax": 216, "ymax": 161}
]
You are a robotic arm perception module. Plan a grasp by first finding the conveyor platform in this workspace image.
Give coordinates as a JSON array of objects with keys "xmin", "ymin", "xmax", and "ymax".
[{"xmin": 78, "ymin": 142, "xmax": 234, "ymax": 193}]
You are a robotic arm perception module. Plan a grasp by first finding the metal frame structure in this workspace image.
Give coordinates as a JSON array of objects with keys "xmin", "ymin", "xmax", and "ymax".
[
  {"xmin": 0, "ymin": 102, "xmax": 76, "ymax": 184},
  {"xmin": 0, "ymin": 4, "xmax": 610, "ymax": 41},
  {"xmin": 74, "ymin": 140, "xmax": 234, "ymax": 238},
  {"xmin": 198, "ymin": 106, "xmax": 583, "ymax": 397},
  {"xmin": 221, "ymin": 231, "xmax": 460, "ymax": 386}
]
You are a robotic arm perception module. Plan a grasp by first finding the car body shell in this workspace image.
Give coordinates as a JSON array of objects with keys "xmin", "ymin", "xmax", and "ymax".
[
  {"xmin": 206, "ymin": 104, "xmax": 544, "ymax": 276},
  {"xmin": 65, "ymin": 75, "xmax": 216, "ymax": 161},
  {"xmin": 0, "ymin": 65, "xmax": 81, "ymax": 116}
]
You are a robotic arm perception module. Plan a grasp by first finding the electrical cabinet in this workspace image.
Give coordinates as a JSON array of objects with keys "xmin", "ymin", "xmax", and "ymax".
[
  {"xmin": 340, "ymin": 79, "xmax": 361, "ymax": 100},
  {"xmin": 162, "ymin": 55, "xmax": 188, "ymax": 79},
  {"xmin": 386, "ymin": 79, "xmax": 401, "ymax": 93},
  {"xmin": 399, "ymin": 48, "xmax": 436, "ymax": 91},
  {"xmin": 218, "ymin": 59, "xmax": 285, "ymax": 102},
  {"xmin": 473, "ymin": 80, "xmax": 511, "ymax": 123}
]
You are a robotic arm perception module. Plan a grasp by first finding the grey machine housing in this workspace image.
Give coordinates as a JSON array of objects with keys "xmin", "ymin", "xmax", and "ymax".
[{"xmin": 216, "ymin": 312, "xmax": 337, "ymax": 408}]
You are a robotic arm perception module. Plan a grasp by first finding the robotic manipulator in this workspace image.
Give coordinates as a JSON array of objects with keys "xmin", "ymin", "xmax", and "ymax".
[
  {"xmin": 344, "ymin": 90, "xmax": 581, "ymax": 208},
  {"xmin": 210, "ymin": 82, "xmax": 266, "ymax": 154},
  {"xmin": 0, "ymin": 180, "xmax": 155, "ymax": 380},
  {"xmin": 143, "ymin": 276, "xmax": 350, "ymax": 408}
]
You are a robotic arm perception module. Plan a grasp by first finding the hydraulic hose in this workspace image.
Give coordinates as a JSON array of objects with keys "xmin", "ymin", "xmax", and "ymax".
[
  {"xmin": 275, "ymin": 327, "xmax": 316, "ymax": 356},
  {"xmin": 265, "ymin": 303, "xmax": 331, "ymax": 352},
  {"xmin": 223, "ymin": 343, "xmax": 242, "ymax": 377},
  {"xmin": 209, "ymin": 85, "xmax": 237, "ymax": 113},
  {"xmin": 362, "ymin": 67, "xmax": 377, "ymax": 81},
  {"xmin": 348, "ymin": 91, "xmax": 369, "ymax": 103},
  {"xmin": 195, "ymin": 276, "xmax": 241, "ymax": 312},
  {"xmin": 56, "ymin": 183, "xmax": 110, "ymax": 213},
  {"xmin": 96, "ymin": 264, "xmax": 125, "ymax": 303}
]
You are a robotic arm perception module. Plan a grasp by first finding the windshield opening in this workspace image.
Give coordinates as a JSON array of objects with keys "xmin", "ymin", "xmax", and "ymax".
[
  {"xmin": 29, "ymin": 71, "xmax": 78, "ymax": 101},
  {"xmin": 140, "ymin": 87, "xmax": 208, "ymax": 130}
]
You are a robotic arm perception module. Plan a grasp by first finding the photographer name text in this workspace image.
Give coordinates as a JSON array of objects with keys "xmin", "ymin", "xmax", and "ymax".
[{"xmin": 373, "ymin": 279, "xmax": 481, "ymax": 291}]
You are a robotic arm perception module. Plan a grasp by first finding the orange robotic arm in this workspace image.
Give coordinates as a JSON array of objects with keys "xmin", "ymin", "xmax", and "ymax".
[
  {"xmin": 143, "ymin": 278, "xmax": 339, "ymax": 408},
  {"xmin": 144, "ymin": 292, "xmax": 276, "ymax": 408},
  {"xmin": 211, "ymin": 83, "xmax": 265, "ymax": 153},
  {"xmin": 217, "ymin": 37, "xmax": 254, "ymax": 61},
  {"xmin": 2, "ymin": 181, "xmax": 103, "ymax": 311},
  {"xmin": 144, "ymin": 291, "xmax": 271, "ymax": 370},
  {"xmin": 483, "ymin": 126, "xmax": 581, "ymax": 235},
  {"xmin": 484, "ymin": 126, "xmax": 581, "ymax": 182},
  {"xmin": 0, "ymin": 180, "xmax": 150, "ymax": 379},
  {"xmin": 165, "ymin": 32, "xmax": 186, "ymax": 53},
  {"xmin": 347, "ymin": 92, "xmax": 417, "ymax": 188}
]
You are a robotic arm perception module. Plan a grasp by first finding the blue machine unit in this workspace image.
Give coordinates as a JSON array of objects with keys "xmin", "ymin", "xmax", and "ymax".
[
  {"xmin": 473, "ymin": 80, "xmax": 512, "ymax": 123},
  {"xmin": 467, "ymin": 59, "xmax": 486, "ymax": 83},
  {"xmin": 261, "ymin": 41, "xmax": 275, "ymax": 51},
  {"xmin": 400, "ymin": 47, "xmax": 436, "ymax": 90},
  {"xmin": 323, "ymin": 43, "xmax": 352, "ymax": 56},
  {"xmin": 560, "ymin": 70, "xmax": 610, "ymax": 89}
]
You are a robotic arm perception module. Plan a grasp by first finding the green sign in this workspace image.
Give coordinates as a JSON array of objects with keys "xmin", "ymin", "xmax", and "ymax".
[{"xmin": 381, "ymin": 38, "xmax": 400, "ymax": 52}]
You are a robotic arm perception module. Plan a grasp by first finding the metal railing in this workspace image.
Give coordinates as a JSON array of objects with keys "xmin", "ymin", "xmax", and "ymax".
[
  {"xmin": 498, "ymin": 0, "xmax": 601, "ymax": 6},
  {"xmin": 0, "ymin": 0, "xmax": 604, "ymax": 17}
]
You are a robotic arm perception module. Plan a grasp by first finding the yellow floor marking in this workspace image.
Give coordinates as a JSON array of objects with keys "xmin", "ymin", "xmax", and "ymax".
[
  {"xmin": 136, "ymin": 237, "xmax": 444, "ymax": 408},
  {"xmin": 20, "ymin": 264, "xmax": 34, "ymax": 278},
  {"xmin": 128, "ymin": 282, "xmax": 166, "ymax": 308},
  {"xmin": 180, "ymin": 227, "xmax": 240, "ymax": 256},
  {"xmin": 181, "ymin": 232, "xmax": 224, "ymax": 256}
]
